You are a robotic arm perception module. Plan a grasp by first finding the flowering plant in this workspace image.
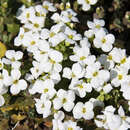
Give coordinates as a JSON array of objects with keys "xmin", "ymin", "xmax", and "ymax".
[{"xmin": 0, "ymin": 0, "xmax": 130, "ymax": 129}]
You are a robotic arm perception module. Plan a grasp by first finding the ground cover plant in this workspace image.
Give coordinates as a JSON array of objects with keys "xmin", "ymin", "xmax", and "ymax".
[{"xmin": 0, "ymin": 0, "xmax": 130, "ymax": 129}]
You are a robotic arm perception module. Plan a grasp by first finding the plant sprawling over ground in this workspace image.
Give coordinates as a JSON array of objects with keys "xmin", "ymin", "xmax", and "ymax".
[{"xmin": 0, "ymin": 0, "xmax": 130, "ymax": 129}]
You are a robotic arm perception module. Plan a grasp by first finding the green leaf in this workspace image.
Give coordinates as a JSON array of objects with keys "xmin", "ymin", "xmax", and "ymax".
[
  {"xmin": 7, "ymin": 23, "xmax": 19, "ymax": 33},
  {"xmin": 0, "ymin": 24, "xmax": 4, "ymax": 32}
]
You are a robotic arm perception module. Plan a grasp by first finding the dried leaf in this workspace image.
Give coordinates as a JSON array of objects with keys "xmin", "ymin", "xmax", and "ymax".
[
  {"xmin": 11, "ymin": 114, "xmax": 26, "ymax": 122},
  {"xmin": 44, "ymin": 121, "xmax": 52, "ymax": 128},
  {"xmin": 0, "ymin": 119, "xmax": 9, "ymax": 130},
  {"xmin": 0, "ymin": 41, "xmax": 6, "ymax": 58}
]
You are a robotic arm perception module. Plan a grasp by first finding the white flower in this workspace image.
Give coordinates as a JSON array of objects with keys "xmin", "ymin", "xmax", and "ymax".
[
  {"xmin": 33, "ymin": 39, "xmax": 50, "ymax": 62},
  {"xmin": 38, "ymin": 79, "xmax": 56, "ymax": 99},
  {"xmin": 117, "ymin": 106, "xmax": 130, "ymax": 130},
  {"xmin": 42, "ymin": 1, "xmax": 56, "ymax": 12},
  {"xmin": 64, "ymin": 120, "xmax": 82, "ymax": 130},
  {"xmin": 94, "ymin": 29, "xmax": 115, "ymax": 52},
  {"xmin": 95, "ymin": 106, "xmax": 116, "ymax": 129},
  {"xmin": 35, "ymin": 5, "xmax": 47, "ymax": 17},
  {"xmin": 73, "ymin": 101, "xmax": 94, "ymax": 120},
  {"xmin": 111, "ymin": 67, "xmax": 128, "ymax": 87},
  {"xmin": 49, "ymin": 71, "xmax": 61, "ymax": 84},
  {"xmin": 40, "ymin": 23, "xmax": 66, "ymax": 46},
  {"xmin": 51, "ymin": 9, "xmax": 79, "ymax": 23},
  {"xmin": 52, "ymin": 119, "xmax": 65, "ymax": 130},
  {"xmin": 63, "ymin": 63, "xmax": 85, "ymax": 80},
  {"xmin": 70, "ymin": 80, "xmax": 92, "ymax": 98},
  {"xmin": 52, "ymin": 111, "xmax": 65, "ymax": 130},
  {"xmin": 69, "ymin": 43, "xmax": 90, "ymax": 65},
  {"xmin": 22, "ymin": 32, "xmax": 39, "ymax": 52},
  {"xmin": 95, "ymin": 106, "xmax": 115, "ymax": 129},
  {"xmin": 0, "ymin": 95, "xmax": 5, "ymax": 107},
  {"xmin": 40, "ymin": 70, "xmax": 61, "ymax": 84},
  {"xmin": 53, "ymin": 89, "xmax": 75, "ymax": 112},
  {"xmin": 51, "ymin": 13, "xmax": 62, "ymax": 23},
  {"xmin": 54, "ymin": 111, "xmax": 65, "ymax": 121},
  {"xmin": 30, "ymin": 61, "xmax": 45, "ymax": 79},
  {"xmin": 24, "ymin": 16, "xmax": 45, "ymax": 32},
  {"xmin": 77, "ymin": 0, "xmax": 98, "ymax": 11},
  {"xmin": 29, "ymin": 79, "xmax": 42, "ymax": 94},
  {"xmin": 99, "ymin": 83, "xmax": 113, "ymax": 94},
  {"xmin": 95, "ymin": 114, "xmax": 109, "ymax": 129},
  {"xmin": 35, "ymin": 95, "xmax": 51, "ymax": 118},
  {"xmin": 42, "ymin": 49, "xmax": 63, "ymax": 73},
  {"xmin": 61, "ymin": 9, "xmax": 79, "ymax": 23},
  {"xmin": 98, "ymin": 54, "xmax": 115, "ymax": 70},
  {"xmin": 84, "ymin": 29, "xmax": 95, "ymax": 38},
  {"xmin": 87, "ymin": 18, "xmax": 105, "ymax": 32},
  {"xmin": 17, "ymin": 6, "xmax": 36, "ymax": 24},
  {"xmin": 0, "ymin": 69, "xmax": 12, "ymax": 89},
  {"xmin": 80, "ymin": 37, "xmax": 91, "ymax": 48},
  {"xmin": 120, "ymin": 77, "xmax": 130, "ymax": 100},
  {"xmin": 85, "ymin": 61, "xmax": 110, "ymax": 89},
  {"xmin": 110, "ymin": 47, "xmax": 130, "ymax": 70},
  {"xmin": 0, "ymin": 72, "xmax": 8, "ymax": 94},
  {"xmin": 4, "ymin": 50, "xmax": 23, "ymax": 69},
  {"xmin": 95, "ymin": 105, "xmax": 130, "ymax": 130},
  {"xmin": 64, "ymin": 26, "xmax": 82, "ymax": 45},
  {"xmin": 10, "ymin": 69, "xmax": 27, "ymax": 95},
  {"xmin": 14, "ymin": 27, "xmax": 25, "ymax": 46}
]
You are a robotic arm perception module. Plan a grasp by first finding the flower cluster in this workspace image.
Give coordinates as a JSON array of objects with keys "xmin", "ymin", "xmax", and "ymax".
[
  {"xmin": 0, "ymin": 1, "xmax": 130, "ymax": 129},
  {"xmin": 77, "ymin": 0, "xmax": 98, "ymax": 11}
]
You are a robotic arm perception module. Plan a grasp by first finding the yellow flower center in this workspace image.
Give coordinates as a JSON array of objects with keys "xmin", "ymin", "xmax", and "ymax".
[
  {"xmin": 40, "ymin": 51, "xmax": 46, "ymax": 54},
  {"xmin": 118, "ymin": 74, "xmax": 123, "ymax": 80},
  {"xmin": 43, "ymin": 5, "xmax": 49, "ymax": 10},
  {"xmin": 121, "ymin": 116, "xmax": 126, "ymax": 120},
  {"xmin": 68, "ymin": 35, "xmax": 73, "ymax": 39},
  {"xmin": 65, "ymin": 42, "xmax": 70, "ymax": 46},
  {"xmin": 102, "ymin": 38, "xmax": 106, "ymax": 44},
  {"xmin": 93, "ymin": 71, "xmax": 98, "ymax": 77},
  {"xmin": 95, "ymin": 24, "xmax": 101, "ymax": 29},
  {"xmin": 108, "ymin": 55, "xmax": 112, "ymax": 60},
  {"xmin": 80, "ymin": 56, "xmax": 86, "ymax": 61},
  {"xmin": 87, "ymin": 78, "xmax": 91, "ymax": 83},
  {"xmin": 36, "ymin": 69, "xmax": 39, "ymax": 73},
  {"xmin": 34, "ymin": 23, "xmax": 39, "ymax": 28},
  {"xmin": 44, "ymin": 88, "xmax": 48, "ymax": 93},
  {"xmin": 62, "ymin": 98, "xmax": 67, "ymax": 104},
  {"xmin": 42, "ymin": 13, "xmax": 46, "ymax": 17},
  {"xmin": 68, "ymin": 128, "xmax": 73, "ymax": 130},
  {"xmin": 20, "ymin": 34, "xmax": 24, "ymax": 39},
  {"xmin": 85, "ymin": 0, "xmax": 90, "ymax": 4},
  {"xmin": 0, "ymin": 63, "xmax": 3, "ymax": 68},
  {"xmin": 68, "ymin": 14, "xmax": 72, "ymax": 19},
  {"xmin": 26, "ymin": 13, "xmax": 30, "ymax": 18},
  {"xmin": 49, "ymin": 59, "xmax": 56, "ymax": 64},
  {"xmin": 13, "ymin": 80, "xmax": 18, "ymax": 84},
  {"xmin": 36, "ymin": 12, "xmax": 41, "ymax": 16},
  {"xmin": 41, "ymin": 104, "xmax": 44, "ymax": 108},
  {"xmin": 11, "ymin": 57, "xmax": 15, "ymax": 62},
  {"xmin": 77, "ymin": 84, "xmax": 83, "ymax": 89},
  {"xmin": 30, "ymin": 41, "xmax": 36, "ymax": 45},
  {"xmin": 71, "ymin": 72, "xmax": 76, "ymax": 78},
  {"xmin": 49, "ymin": 32, "xmax": 55, "ymax": 37},
  {"xmin": 82, "ymin": 107, "xmax": 86, "ymax": 113},
  {"xmin": 120, "ymin": 57, "xmax": 126, "ymax": 64}
]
